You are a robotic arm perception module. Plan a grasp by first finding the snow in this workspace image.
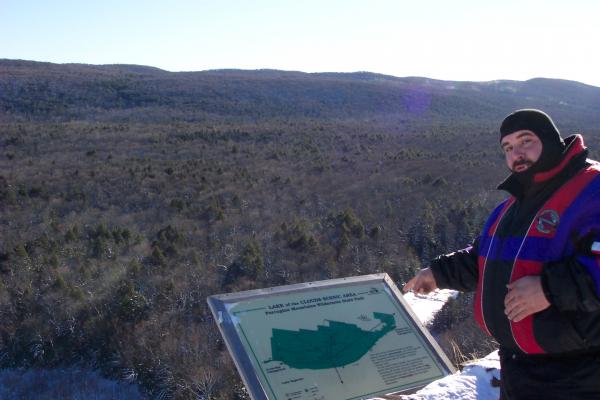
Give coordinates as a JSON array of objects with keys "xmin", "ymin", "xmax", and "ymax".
[
  {"xmin": 403, "ymin": 289, "xmax": 458, "ymax": 325},
  {"xmin": 0, "ymin": 367, "xmax": 145, "ymax": 400},
  {"xmin": 369, "ymin": 289, "xmax": 502, "ymax": 400},
  {"xmin": 399, "ymin": 351, "xmax": 500, "ymax": 400}
]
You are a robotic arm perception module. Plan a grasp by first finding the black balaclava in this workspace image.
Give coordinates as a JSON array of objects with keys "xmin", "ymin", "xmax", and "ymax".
[{"xmin": 500, "ymin": 109, "xmax": 565, "ymax": 184}]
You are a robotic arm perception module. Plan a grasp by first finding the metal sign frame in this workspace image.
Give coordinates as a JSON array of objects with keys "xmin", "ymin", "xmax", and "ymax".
[{"xmin": 207, "ymin": 273, "xmax": 456, "ymax": 400}]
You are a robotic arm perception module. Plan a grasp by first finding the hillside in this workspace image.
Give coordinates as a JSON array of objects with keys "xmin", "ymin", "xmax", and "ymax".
[
  {"xmin": 2, "ymin": 59, "xmax": 600, "ymax": 127},
  {"xmin": 0, "ymin": 59, "xmax": 599, "ymax": 399}
]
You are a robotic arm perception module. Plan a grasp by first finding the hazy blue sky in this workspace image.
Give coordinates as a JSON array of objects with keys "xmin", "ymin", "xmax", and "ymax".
[{"xmin": 2, "ymin": 0, "xmax": 599, "ymax": 86}]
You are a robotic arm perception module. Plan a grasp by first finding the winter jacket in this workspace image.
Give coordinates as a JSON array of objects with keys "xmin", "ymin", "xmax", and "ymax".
[{"xmin": 431, "ymin": 134, "xmax": 600, "ymax": 355}]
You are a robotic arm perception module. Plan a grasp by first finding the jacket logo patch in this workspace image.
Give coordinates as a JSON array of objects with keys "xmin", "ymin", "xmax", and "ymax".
[{"xmin": 536, "ymin": 209, "xmax": 560, "ymax": 234}]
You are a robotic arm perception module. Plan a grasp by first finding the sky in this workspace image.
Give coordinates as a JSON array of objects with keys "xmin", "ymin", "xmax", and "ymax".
[{"xmin": 2, "ymin": 0, "xmax": 599, "ymax": 87}]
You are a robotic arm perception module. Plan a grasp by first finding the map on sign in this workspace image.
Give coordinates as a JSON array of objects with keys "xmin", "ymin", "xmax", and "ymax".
[
  {"xmin": 268, "ymin": 312, "xmax": 396, "ymax": 371},
  {"xmin": 208, "ymin": 274, "xmax": 455, "ymax": 400}
]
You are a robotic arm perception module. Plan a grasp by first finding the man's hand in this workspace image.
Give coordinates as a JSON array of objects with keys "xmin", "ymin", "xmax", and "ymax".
[
  {"xmin": 504, "ymin": 276, "xmax": 550, "ymax": 322},
  {"xmin": 403, "ymin": 268, "xmax": 438, "ymax": 295}
]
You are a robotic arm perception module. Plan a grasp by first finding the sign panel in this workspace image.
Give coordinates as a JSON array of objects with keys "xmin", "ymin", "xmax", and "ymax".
[{"xmin": 208, "ymin": 273, "xmax": 455, "ymax": 400}]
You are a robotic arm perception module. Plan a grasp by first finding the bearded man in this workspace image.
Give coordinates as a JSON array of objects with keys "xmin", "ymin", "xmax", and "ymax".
[{"xmin": 404, "ymin": 109, "xmax": 600, "ymax": 399}]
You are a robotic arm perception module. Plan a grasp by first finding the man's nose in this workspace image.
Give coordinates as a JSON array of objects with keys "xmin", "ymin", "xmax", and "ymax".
[{"xmin": 512, "ymin": 146, "xmax": 525, "ymax": 159}]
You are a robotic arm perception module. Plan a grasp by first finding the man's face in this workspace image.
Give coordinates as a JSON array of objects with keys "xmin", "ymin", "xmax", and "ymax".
[{"xmin": 501, "ymin": 130, "xmax": 543, "ymax": 173}]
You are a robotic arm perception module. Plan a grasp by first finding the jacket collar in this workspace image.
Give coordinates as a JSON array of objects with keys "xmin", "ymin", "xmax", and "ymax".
[{"xmin": 497, "ymin": 134, "xmax": 588, "ymax": 198}]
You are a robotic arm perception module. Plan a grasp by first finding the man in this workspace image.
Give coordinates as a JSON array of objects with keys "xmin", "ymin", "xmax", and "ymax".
[{"xmin": 403, "ymin": 109, "xmax": 600, "ymax": 399}]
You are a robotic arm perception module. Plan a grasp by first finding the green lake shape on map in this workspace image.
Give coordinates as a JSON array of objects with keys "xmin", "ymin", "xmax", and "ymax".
[{"xmin": 269, "ymin": 312, "xmax": 396, "ymax": 370}]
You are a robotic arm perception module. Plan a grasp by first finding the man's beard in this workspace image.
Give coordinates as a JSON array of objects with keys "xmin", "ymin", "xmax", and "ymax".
[{"xmin": 510, "ymin": 159, "xmax": 537, "ymax": 189}]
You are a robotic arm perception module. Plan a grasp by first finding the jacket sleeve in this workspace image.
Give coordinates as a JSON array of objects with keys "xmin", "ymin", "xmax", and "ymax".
[
  {"xmin": 542, "ymin": 232, "xmax": 600, "ymax": 312},
  {"xmin": 429, "ymin": 238, "xmax": 479, "ymax": 292}
]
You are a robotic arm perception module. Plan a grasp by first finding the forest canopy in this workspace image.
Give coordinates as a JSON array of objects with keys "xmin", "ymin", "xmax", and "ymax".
[{"xmin": 1, "ymin": 60, "xmax": 599, "ymax": 399}]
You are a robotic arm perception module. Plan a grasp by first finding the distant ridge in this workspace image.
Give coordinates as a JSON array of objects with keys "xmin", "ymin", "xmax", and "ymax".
[{"xmin": 1, "ymin": 59, "xmax": 600, "ymax": 125}]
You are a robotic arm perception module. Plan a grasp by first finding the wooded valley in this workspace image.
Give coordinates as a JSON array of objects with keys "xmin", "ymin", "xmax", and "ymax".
[{"xmin": 1, "ymin": 60, "xmax": 599, "ymax": 398}]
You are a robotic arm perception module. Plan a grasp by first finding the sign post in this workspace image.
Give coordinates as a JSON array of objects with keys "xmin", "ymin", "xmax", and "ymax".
[{"xmin": 208, "ymin": 273, "xmax": 455, "ymax": 400}]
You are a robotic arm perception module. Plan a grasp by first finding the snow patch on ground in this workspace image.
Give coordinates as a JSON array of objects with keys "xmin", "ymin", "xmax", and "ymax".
[
  {"xmin": 0, "ymin": 367, "xmax": 145, "ymax": 399},
  {"xmin": 403, "ymin": 289, "xmax": 458, "ymax": 325},
  {"xmin": 400, "ymin": 351, "xmax": 500, "ymax": 400}
]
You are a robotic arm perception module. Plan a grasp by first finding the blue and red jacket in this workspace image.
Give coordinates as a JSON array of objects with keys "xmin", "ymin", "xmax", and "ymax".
[{"xmin": 431, "ymin": 135, "xmax": 600, "ymax": 355}]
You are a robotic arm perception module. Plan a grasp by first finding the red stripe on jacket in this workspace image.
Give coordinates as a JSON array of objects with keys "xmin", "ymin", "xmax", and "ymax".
[
  {"xmin": 475, "ymin": 200, "xmax": 515, "ymax": 337},
  {"xmin": 533, "ymin": 135, "xmax": 585, "ymax": 183}
]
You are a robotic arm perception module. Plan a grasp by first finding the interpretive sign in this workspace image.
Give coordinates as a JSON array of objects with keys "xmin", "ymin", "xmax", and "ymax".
[{"xmin": 207, "ymin": 273, "xmax": 455, "ymax": 400}]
